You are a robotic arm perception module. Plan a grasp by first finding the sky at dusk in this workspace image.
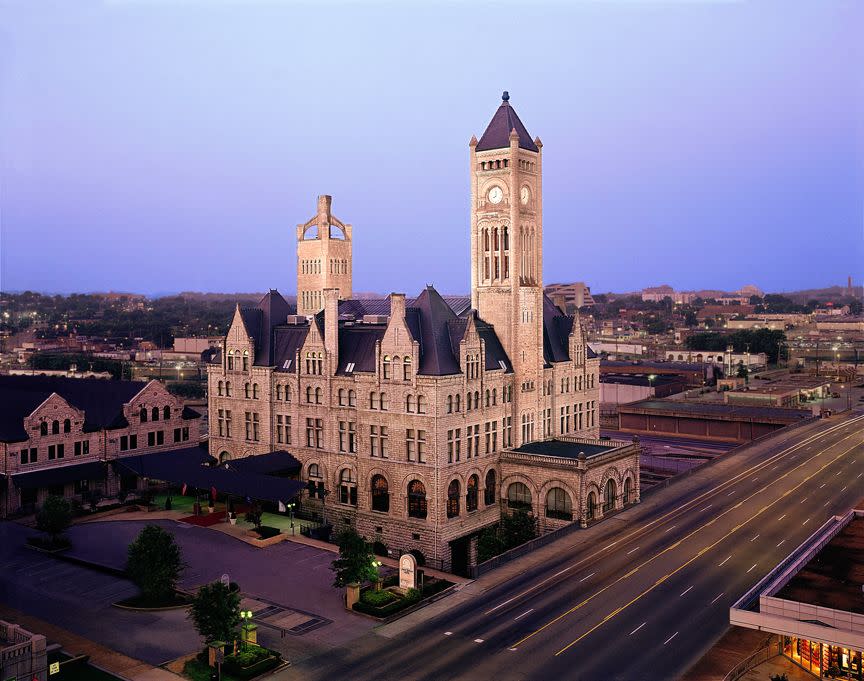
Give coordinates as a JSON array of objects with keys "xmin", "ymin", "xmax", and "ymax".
[{"xmin": 1, "ymin": 0, "xmax": 861, "ymax": 297}]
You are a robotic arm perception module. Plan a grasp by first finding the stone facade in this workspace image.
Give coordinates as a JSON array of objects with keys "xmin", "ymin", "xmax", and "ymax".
[
  {"xmin": 0, "ymin": 377, "xmax": 202, "ymax": 516},
  {"xmin": 206, "ymin": 94, "xmax": 639, "ymax": 571},
  {"xmin": 296, "ymin": 195, "xmax": 352, "ymax": 316}
]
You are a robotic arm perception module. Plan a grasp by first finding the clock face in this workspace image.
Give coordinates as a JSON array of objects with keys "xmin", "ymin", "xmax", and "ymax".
[
  {"xmin": 488, "ymin": 186, "xmax": 504, "ymax": 204},
  {"xmin": 520, "ymin": 186, "xmax": 530, "ymax": 205}
]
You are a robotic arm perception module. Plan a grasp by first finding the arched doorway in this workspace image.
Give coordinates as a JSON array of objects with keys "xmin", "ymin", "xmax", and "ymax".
[{"xmin": 603, "ymin": 478, "xmax": 617, "ymax": 514}]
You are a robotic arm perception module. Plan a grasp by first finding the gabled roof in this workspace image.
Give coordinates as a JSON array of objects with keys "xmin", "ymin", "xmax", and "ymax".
[
  {"xmin": 0, "ymin": 376, "xmax": 149, "ymax": 442},
  {"xmin": 411, "ymin": 286, "xmax": 463, "ymax": 376},
  {"xmin": 476, "ymin": 92, "xmax": 539, "ymax": 153},
  {"xmin": 236, "ymin": 290, "xmax": 296, "ymax": 368},
  {"xmin": 542, "ymin": 294, "xmax": 596, "ymax": 365},
  {"xmin": 336, "ymin": 324, "xmax": 386, "ymax": 375},
  {"xmin": 272, "ymin": 325, "xmax": 310, "ymax": 372}
]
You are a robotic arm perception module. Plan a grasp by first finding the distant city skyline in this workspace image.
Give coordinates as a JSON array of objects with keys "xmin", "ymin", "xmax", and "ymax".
[{"xmin": 1, "ymin": 1, "xmax": 861, "ymax": 296}]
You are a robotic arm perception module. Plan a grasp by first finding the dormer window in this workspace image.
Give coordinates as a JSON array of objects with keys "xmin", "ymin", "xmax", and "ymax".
[
  {"xmin": 383, "ymin": 355, "xmax": 391, "ymax": 380},
  {"xmin": 242, "ymin": 350, "xmax": 249, "ymax": 371},
  {"xmin": 227, "ymin": 350, "xmax": 234, "ymax": 371},
  {"xmin": 403, "ymin": 356, "xmax": 412, "ymax": 381}
]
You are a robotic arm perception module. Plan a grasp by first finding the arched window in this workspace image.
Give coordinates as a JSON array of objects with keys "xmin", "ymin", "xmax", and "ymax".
[
  {"xmin": 406, "ymin": 395, "xmax": 415, "ymax": 413},
  {"xmin": 466, "ymin": 474, "xmax": 479, "ymax": 512},
  {"xmin": 218, "ymin": 381, "xmax": 224, "ymax": 396},
  {"xmin": 63, "ymin": 418, "xmax": 71, "ymax": 433},
  {"xmin": 245, "ymin": 383, "xmax": 251, "ymax": 399},
  {"xmin": 474, "ymin": 391, "xmax": 480, "ymax": 408},
  {"xmin": 315, "ymin": 387, "xmax": 322, "ymax": 404},
  {"xmin": 348, "ymin": 389, "xmax": 356, "ymax": 407},
  {"xmin": 339, "ymin": 469, "xmax": 357, "ymax": 506},
  {"xmin": 603, "ymin": 479, "xmax": 617, "ymax": 513},
  {"xmin": 417, "ymin": 395, "xmax": 426, "ymax": 414},
  {"xmin": 371, "ymin": 474, "xmax": 390, "ymax": 513},
  {"xmin": 276, "ymin": 384, "xmax": 283, "ymax": 401},
  {"xmin": 587, "ymin": 491, "xmax": 598, "ymax": 520},
  {"xmin": 219, "ymin": 451, "xmax": 231, "ymax": 464},
  {"xmin": 507, "ymin": 482, "xmax": 532, "ymax": 511},
  {"xmin": 446, "ymin": 479, "xmax": 460, "ymax": 518},
  {"xmin": 455, "ymin": 394, "xmax": 461, "ymax": 412},
  {"xmin": 150, "ymin": 406, "xmax": 158, "ymax": 422},
  {"xmin": 485, "ymin": 389, "xmax": 490, "ymax": 407},
  {"xmin": 492, "ymin": 388, "xmax": 497, "ymax": 405},
  {"xmin": 337, "ymin": 388, "xmax": 345, "ymax": 406},
  {"xmin": 407, "ymin": 480, "xmax": 427, "ymax": 519},
  {"xmin": 383, "ymin": 355, "xmax": 391, "ymax": 380},
  {"xmin": 546, "ymin": 488, "xmax": 573, "ymax": 520},
  {"xmin": 403, "ymin": 356, "xmax": 412, "ymax": 380},
  {"xmin": 242, "ymin": 350, "xmax": 249, "ymax": 371},
  {"xmin": 308, "ymin": 463, "xmax": 320, "ymax": 478},
  {"xmin": 51, "ymin": 420, "xmax": 60, "ymax": 435},
  {"xmin": 252, "ymin": 384, "xmax": 259, "ymax": 399},
  {"xmin": 227, "ymin": 350, "xmax": 234, "ymax": 371},
  {"xmin": 225, "ymin": 381, "xmax": 232, "ymax": 397},
  {"xmin": 380, "ymin": 392, "xmax": 389, "ymax": 411},
  {"xmin": 369, "ymin": 391, "xmax": 377, "ymax": 409},
  {"xmin": 467, "ymin": 392, "xmax": 473, "ymax": 411},
  {"xmin": 163, "ymin": 406, "xmax": 171, "ymax": 420},
  {"xmin": 484, "ymin": 470, "xmax": 497, "ymax": 506},
  {"xmin": 40, "ymin": 422, "xmax": 48, "ymax": 436},
  {"xmin": 624, "ymin": 477, "xmax": 633, "ymax": 505},
  {"xmin": 306, "ymin": 386, "xmax": 313, "ymax": 403},
  {"xmin": 447, "ymin": 395, "xmax": 453, "ymax": 413}
]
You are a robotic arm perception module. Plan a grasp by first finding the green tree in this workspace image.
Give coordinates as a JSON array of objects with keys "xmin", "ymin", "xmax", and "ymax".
[
  {"xmin": 36, "ymin": 495, "xmax": 72, "ymax": 546},
  {"xmin": 476, "ymin": 511, "xmax": 538, "ymax": 562},
  {"xmin": 244, "ymin": 503, "xmax": 263, "ymax": 531},
  {"xmin": 188, "ymin": 581, "xmax": 241, "ymax": 646},
  {"xmin": 736, "ymin": 361, "xmax": 750, "ymax": 384},
  {"xmin": 126, "ymin": 524, "xmax": 184, "ymax": 604},
  {"xmin": 331, "ymin": 527, "xmax": 378, "ymax": 587}
]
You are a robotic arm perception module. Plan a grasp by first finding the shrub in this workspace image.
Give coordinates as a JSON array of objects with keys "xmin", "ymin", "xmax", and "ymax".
[
  {"xmin": 255, "ymin": 526, "xmax": 280, "ymax": 539},
  {"xmin": 126, "ymin": 524, "xmax": 183, "ymax": 604},
  {"xmin": 331, "ymin": 527, "xmax": 377, "ymax": 588},
  {"xmin": 188, "ymin": 580, "xmax": 241, "ymax": 645},
  {"xmin": 36, "ymin": 495, "xmax": 72, "ymax": 546},
  {"xmin": 360, "ymin": 589, "xmax": 396, "ymax": 607}
]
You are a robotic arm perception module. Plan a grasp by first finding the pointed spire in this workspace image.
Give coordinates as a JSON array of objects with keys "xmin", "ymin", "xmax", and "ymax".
[
  {"xmin": 534, "ymin": 136, "xmax": 543, "ymax": 149},
  {"xmin": 469, "ymin": 134, "xmax": 478, "ymax": 147},
  {"xmin": 509, "ymin": 127, "xmax": 519, "ymax": 141},
  {"xmin": 476, "ymin": 92, "xmax": 539, "ymax": 153}
]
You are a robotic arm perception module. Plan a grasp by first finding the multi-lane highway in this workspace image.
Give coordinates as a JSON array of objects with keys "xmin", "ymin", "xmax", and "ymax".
[{"xmin": 287, "ymin": 412, "xmax": 864, "ymax": 681}]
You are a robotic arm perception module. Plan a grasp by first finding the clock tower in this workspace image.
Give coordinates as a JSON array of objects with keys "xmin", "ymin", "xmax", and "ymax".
[{"xmin": 470, "ymin": 92, "xmax": 544, "ymax": 446}]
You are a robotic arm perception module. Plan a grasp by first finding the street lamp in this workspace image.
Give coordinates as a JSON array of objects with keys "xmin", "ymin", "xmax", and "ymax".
[
  {"xmin": 372, "ymin": 559, "xmax": 383, "ymax": 591},
  {"xmin": 286, "ymin": 501, "xmax": 296, "ymax": 535},
  {"xmin": 239, "ymin": 610, "xmax": 254, "ymax": 649}
]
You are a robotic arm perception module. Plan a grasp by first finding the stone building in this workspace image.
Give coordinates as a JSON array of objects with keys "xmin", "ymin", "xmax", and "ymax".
[
  {"xmin": 0, "ymin": 375, "xmax": 202, "ymax": 516},
  {"xmin": 207, "ymin": 93, "xmax": 639, "ymax": 572}
]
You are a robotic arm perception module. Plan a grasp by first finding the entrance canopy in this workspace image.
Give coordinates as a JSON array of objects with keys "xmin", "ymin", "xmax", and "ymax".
[
  {"xmin": 223, "ymin": 450, "xmax": 301, "ymax": 476},
  {"xmin": 115, "ymin": 446, "xmax": 305, "ymax": 504},
  {"xmin": 13, "ymin": 461, "xmax": 108, "ymax": 489}
]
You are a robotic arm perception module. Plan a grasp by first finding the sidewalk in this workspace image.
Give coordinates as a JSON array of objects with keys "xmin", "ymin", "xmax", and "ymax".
[{"xmin": 0, "ymin": 605, "xmax": 183, "ymax": 681}]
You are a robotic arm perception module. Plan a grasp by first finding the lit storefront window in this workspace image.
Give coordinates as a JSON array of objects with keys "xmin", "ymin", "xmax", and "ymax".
[{"xmin": 783, "ymin": 636, "xmax": 862, "ymax": 680}]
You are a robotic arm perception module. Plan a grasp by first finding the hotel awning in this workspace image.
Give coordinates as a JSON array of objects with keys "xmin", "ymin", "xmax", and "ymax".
[
  {"xmin": 115, "ymin": 447, "xmax": 305, "ymax": 504},
  {"xmin": 223, "ymin": 450, "xmax": 301, "ymax": 476},
  {"xmin": 12, "ymin": 461, "xmax": 109, "ymax": 489}
]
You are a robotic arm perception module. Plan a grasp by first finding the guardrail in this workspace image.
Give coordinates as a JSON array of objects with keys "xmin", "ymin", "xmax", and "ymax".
[
  {"xmin": 467, "ymin": 520, "xmax": 582, "ymax": 578},
  {"xmin": 722, "ymin": 637, "xmax": 781, "ymax": 681}
]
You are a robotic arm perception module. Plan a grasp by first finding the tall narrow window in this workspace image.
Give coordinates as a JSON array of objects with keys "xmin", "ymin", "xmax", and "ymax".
[{"xmin": 447, "ymin": 480, "xmax": 460, "ymax": 518}]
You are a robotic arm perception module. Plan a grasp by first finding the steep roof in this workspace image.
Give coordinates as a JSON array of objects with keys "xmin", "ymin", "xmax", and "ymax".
[
  {"xmin": 411, "ymin": 286, "xmax": 463, "ymax": 375},
  {"xmin": 476, "ymin": 92, "xmax": 539, "ymax": 153},
  {"xmin": 542, "ymin": 294, "xmax": 596, "ymax": 365},
  {"xmin": 0, "ymin": 376, "xmax": 149, "ymax": 442},
  {"xmin": 255, "ymin": 290, "xmax": 292, "ymax": 366}
]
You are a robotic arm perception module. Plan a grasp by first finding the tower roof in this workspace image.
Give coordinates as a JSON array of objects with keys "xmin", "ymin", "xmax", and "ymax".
[{"xmin": 476, "ymin": 91, "xmax": 539, "ymax": 153}]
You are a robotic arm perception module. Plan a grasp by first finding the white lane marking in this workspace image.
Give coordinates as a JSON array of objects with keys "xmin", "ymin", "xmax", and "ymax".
[
  {"xmin": 509, "ymin": 647, "xmax": 518, "ymax": 652},
  {"xmin": 752, "ymin": 477, "xmax": 759, "ymax": 482},
  {"xmin": 819, "ymin": 483, "xmax": 826, "ymax": 489},
  {"xmin": 727, "ymin": 490, "xmax": 736, "ymax": 496},
  {"xmin": 513, "ymin": 608, "xmax": 534, "ymax": 621},
  {"xmin": 630, "ymin": 622, "xmax": 647, "ymax": 636},
  {"xmin": 836, "ymin": 471, "xmax": 842, "ymax": 476},
  {"xmin": 626, "ymin": 547, "xmax": 640, "ymax": 556},
  {"xmin": 680, "ymin": 586, "xmax": 693, "ymax": 597},
  {"xmin": 771, "ymin": 465, "xmax": 779, "ymax": 470},
  {"xmin": 664, "ymin": 525, "xmax": 677, "ymax": 534},
  {"xmin": 444, "ymin": 632, "xmax": 452, "ymax": 636},
  {"xmin": 474, "ymin": 638, "xmax": 484, "ymax": 643},
  {"xmin": 750, "ymin": 534, "xmax": 760, "ymax": 542},
  {"xmin": 803, "ymin": 518, "xmax": 811, "ymax": 525},
  {"xmin": 710, "ymin": 592, "xmax": 725, "ymax": 604},
  {"xmin": 718, "ymin": 555, "xmax": 732, "ymax": 567},
  {"xmin": 841, "ymin": 486, "xmax": 847, "ymax": 492},
  {"xmin": 800, "ymin": 497, "xmax": 808, "ymax": 504},
  {"xmin": 747, "ymin": 563, "xmax": 757, "ymax": 573},
  {"xmin": 777, "ymin": 539, "xmax": 786, "ymax": 548},
  {"xmin": 664, "ymin": 632, "xmax": 679, "ymax": 645},
  {"xmin": 579, "ymin": 572, "xmax": 596, "ymax": 583},
  {"xmin": 699, "ymin": 504, "xmax": 712, "ymax": 512},
  {"xmin": 858, "ymin": 473, "xmax": 862, "ymax": 479},
  {"xmin": 824, "ymin": 501, "xmax": 831, "ymax": 507},
  {"xmin": 778, "ymin": 514, "xmax": 787, "ymax": 520}
]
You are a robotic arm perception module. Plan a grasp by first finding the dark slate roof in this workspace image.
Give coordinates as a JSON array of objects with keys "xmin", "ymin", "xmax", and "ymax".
[
  {"xmin": 476, "ymin": 93, "xmax": 539, "ymax": 153},
  {"xmin": 0, "ymin": 376, "xmax": 148, "ymax": 443},
  {"xmin": 181, "ymin": 406, "xmax": 201, "ymax": 420},
  {"xmin": 224, "ymin": 450, "xmax": 301, "ymax": 475},
  {"xmin": 411, "ymin": 286, "xmax": 463, "ymax": 376},
  {"xmin": 513, "ymin": 439, "xmax": 619, "ymax": 459},
  {"xmin": 475, "ymin": 317, "xmax": 513, "ymax": 372},
  {"xmin": 12, "ymin": 460, "xmax": 110, "ymax": 488},
  {"xmin": 254, "ymin": 290, "xmax": 292, "ymax": 367},
  {"xmin": 337, "ymin": 324, "xmax": 386, "ymax": 375},
  {"xmin": 272, "ymin": 325, "xmax": 310, "ymax": 372},
  {"xmin": 337, "ymin": 295, "xmax": 471, "ymax": 319},
  {"xmin": 541, "ymin": 294, "xmax": 597, "ymax": 365}
]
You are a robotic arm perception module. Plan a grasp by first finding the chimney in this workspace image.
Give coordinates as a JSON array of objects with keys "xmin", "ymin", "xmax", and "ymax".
[
  {"xmin": 390, "ymin": 292, "xmax": 406, "ymax": 324},
  {"xmin": 324, "ymin": 288, "xmax": 339, "ymax": 369},
  {"xmin": 318, "ymin": 195, "xmax": 332, "ymax": 238}
]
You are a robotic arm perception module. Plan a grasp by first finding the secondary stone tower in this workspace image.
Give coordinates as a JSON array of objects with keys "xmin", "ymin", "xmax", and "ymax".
[
  {"xmin": 470, "ymin": 91, "xmax": 544, "ymax": 446},
  {"xmin": 296, "ymin": 195, "xmax": 353, "ymax": 316}
]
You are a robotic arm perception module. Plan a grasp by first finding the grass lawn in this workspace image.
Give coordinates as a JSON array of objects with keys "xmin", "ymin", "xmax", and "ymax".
[{"xmin": 150, "ymin": 494, "xmax": 318, "ymax": 532}]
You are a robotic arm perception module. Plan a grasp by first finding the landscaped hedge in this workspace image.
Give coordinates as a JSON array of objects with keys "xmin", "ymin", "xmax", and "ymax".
[
  {"xmin": 254, "ymin": 526, "xmax": 281, "ymax": 539},
  {"xmin": 222, "ymin": 646, "xmax": 281, "ymax": 679}
]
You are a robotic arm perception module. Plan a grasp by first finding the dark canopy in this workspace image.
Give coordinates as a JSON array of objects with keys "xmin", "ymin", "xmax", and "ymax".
[
  {"xmin": 13, "ymin": 461, "xmax": 108, "ymax": 489},
  {"xmin": 224, "ymin": 451, "xmax": 301, "ymax": 476}
]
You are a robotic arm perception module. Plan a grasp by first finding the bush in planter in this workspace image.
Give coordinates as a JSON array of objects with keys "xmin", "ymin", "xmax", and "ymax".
[
  {"xmin": 254, "ymin": 525, "xmax": 280, "ymax": 540},
  {"xmin": 360, "ymin": 589, "xmax": 396, "ymax": 607},
  {"xmin": 35, "ymin": 495, "xmax": 72, "ymax": 548},
  {"xmin": 244, "ymin": 504, "xmax": 263, "ymax": 531},
  {"xmin": 127, "ymin": 524, "xmax": 184, "ymax": 605}
]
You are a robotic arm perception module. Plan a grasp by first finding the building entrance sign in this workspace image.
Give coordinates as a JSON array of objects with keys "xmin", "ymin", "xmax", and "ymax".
[{"xmin": 399, "ymin": 553, "xmax": 417, "ymax": 590}]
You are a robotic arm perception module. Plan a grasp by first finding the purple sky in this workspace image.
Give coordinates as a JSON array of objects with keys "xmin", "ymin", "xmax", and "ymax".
[{"xmin": 1, "ymin": 0, "xmax": 861, "ymax": 297}]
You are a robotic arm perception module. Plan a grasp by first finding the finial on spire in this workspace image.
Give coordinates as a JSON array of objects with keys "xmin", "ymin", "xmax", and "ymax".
[{"xmin": 502, "ymin": 90, "xmax": 510, "ymax": 102}]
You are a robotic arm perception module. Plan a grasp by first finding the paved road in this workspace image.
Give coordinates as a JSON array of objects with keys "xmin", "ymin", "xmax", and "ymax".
[{"xmin": 287, "ymin": 411, "xmax": 864, "ymax": 681}]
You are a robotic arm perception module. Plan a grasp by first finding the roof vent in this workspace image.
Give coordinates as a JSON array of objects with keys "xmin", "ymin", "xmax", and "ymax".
[
  {"xmin": 344, "ymin": 362, "xmax": 356, "ymax": 373},
  {"xmin": 498, "ymin": 360, "xmax": 507, "ymax": 370},
  {"xmin": 286, "ymin": 315, "xmax": 307, "ymax": 325},
  {"xmin": 362, "ymin": 315, "xmax": 389, "ymax": 324}
]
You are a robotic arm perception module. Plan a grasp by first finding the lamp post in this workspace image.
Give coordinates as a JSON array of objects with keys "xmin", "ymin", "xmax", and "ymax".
[
  {"xmin": 372, "ymin": 559, "xmax": 383, "ymax": 591},
  {"xmin": 648, "ymin": 374, "xmax": 656, "ymax": 396},
  {"xmin": 239, "ymin": 609, "xmax": 254, "ymax": 649},
  {"xmin": 286, "ymin": 501, "xmax": 296, "ymax": 535}
]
